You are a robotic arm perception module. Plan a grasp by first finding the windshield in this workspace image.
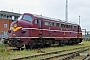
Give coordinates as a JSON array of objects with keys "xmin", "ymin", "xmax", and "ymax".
[
  {"xmin": 18, "ymin": 14, "xmax": 33, "ymax": 22},
  {"xmin": 23, "ymin": 15, "xmax": 33, "ymax": 22}
]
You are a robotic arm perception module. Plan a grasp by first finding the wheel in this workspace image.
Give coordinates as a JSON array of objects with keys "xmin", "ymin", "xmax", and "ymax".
[
  {"xmin": 59, "ymin": 41, "xmax": 61, "ymax": 46},
  {"xmin": 68, "ymin": 40, "xmax": 72, "ymax": 45},
  {"xmin": 48, "ymin": 41, "xmax": 52, "ymax": 47},
  {"xmin": 27, "ymin": 40, "xmax": 34, "ymax": 49}
]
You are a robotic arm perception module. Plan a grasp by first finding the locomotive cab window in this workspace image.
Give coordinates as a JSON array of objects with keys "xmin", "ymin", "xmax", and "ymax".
[
  {"xmin": 35, "ymin": 19, "xmax": 41, "ymax": 28},
  {"xmin": 35, "ymin": 19, "xmax": 38, "ymax": 24},
  {"xmin": 23, "ymin": 15, "xmax": 33, "ymax": 22}
]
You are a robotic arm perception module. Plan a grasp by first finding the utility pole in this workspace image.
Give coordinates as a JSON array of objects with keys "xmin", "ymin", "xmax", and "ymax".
[
  {"xmin": 79, "ymin": 15, "xmax": 80, "ymax": 25},
  {"xmin": 65, "ymin": 0, "xmax": 68, "ymax": 22}
]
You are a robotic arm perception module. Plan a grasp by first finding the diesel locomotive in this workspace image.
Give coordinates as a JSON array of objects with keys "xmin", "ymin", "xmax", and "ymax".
[{"xmin": 5, "ymin": 13, "xmax": 82, "ymax": 49}]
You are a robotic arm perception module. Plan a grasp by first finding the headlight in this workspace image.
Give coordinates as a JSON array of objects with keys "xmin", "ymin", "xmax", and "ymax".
[{"xmin": 8, "ymin": 30, "xmax": 11, "ymax": 33}]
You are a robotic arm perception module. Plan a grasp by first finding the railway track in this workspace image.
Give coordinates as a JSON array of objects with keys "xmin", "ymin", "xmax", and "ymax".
[
  {"xmin": 11, "ymin": 46, "xmax": 90, "ymax": 60},
  {"xmin": 71, "ymin": 47, "xmax": 90, "ymax": 60}
]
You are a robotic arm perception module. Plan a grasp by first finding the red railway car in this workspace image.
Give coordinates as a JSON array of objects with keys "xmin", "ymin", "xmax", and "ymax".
[{"xmin": 5, "ymin": 13, "xmax": 82, "ymax": 49}]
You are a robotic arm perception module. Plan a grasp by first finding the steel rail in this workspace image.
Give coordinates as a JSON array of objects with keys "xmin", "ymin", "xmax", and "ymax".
[{"xmin": 11, "ymin": 46, "xmax": 90, "ymax": 60}]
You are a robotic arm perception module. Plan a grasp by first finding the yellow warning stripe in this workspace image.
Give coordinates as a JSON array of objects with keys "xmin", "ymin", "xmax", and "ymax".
[{"xmin": 11, "ymin": 27, "xmax": 22, "ymax": 32}]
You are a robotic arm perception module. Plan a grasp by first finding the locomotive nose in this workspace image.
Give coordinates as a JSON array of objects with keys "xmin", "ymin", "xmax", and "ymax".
[
  {"xmin": 9, "ymin": 20, "xmax": 32, "ymax": 37},
  {"xmin": 11, "ymin": 24, "xmax": 22, "ymax": 32},
  {"xmin": 8, "ymin": 20, "xmax": 32, "ymax": 47}
]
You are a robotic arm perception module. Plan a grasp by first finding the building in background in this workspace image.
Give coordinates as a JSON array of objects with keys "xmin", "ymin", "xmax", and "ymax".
[{"xmin": 0, "ymin": 11, "xmax": 21, "ymax": 39}]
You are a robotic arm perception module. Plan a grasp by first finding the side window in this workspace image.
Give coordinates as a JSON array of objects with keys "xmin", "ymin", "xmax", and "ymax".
[
  {"xmin": 4, "ymin": 24, "xmax": 7, "ymax": 28},
  {"xmin": 59, "ymin": 23, "xmax": 61, "ymax": 27},
  {"xmin": 0, "ymin": 14, "xmax": 1, "ymax": 18},
  {"xmin": 45, "ymin": 21, "xmax": 49, "ymax": 26},
  {"xmin": 66, "ymin": 25, "xmax": 69, "ymax": 28},
  {"xmin": 54, "ymin": 23, "xmax": 56, "ymax": 26},
  {"xmin": 64, "ymin": 24, "xmax": 65, "ymax": 28},
  {"xmin": 51, "ymin": 22, "xmax": 56, "ymax": 26},
  {"xmin": 72, "ymin": 26, "xmax": 74, "ymax": 29},
  {"xmin": 61, "ymin": 24, "xmax": 63, "ymax": 27},
  {"xmin": 49, "ymin": 22, "xmax": 51, "ymax": 26},
  {"xmin": 69, "ymin": 25, "xmax": 72, "ymax": 28},
  {"xmin": 12, "ymin": 16, "xmax": 14, "ymax": 20},
  {"xmin": 72, "ymin": 26, "xmax": 77, "ymax": 31},
  {"xmin": 74, "ymin": 26, "xmax": 76, "ymax": 29},
  {"xmin": 51, "ymin": 22, "xmax": 54, "ymax": 26},
  {"xmin": 4, "ymin": 31, "xmax": 7, "ymax": 35},
  {"xmin": 69, "ymin": 25, "xmax": 70, "ymax": 28},
  {"xmin": 61, "ymin": 24, "xmax": 65, "ymax": 28},
  {"xmin": 56, "ymin": 23, "xmax": 60, "ymax": 27}
]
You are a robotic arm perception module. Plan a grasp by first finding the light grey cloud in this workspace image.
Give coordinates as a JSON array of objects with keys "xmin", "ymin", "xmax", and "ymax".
[{"xmin": 0, "ymin": 0, "xmax": 90, "ymax": 31}]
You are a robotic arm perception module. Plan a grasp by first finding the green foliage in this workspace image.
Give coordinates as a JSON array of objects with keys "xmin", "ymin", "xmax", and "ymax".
[
  {"xmin": 0, "ymin": 44, "xmax": 4, "ymax": 52},
  {"xmin": 0, "ymin": 44, "xmax": 11, "ymax": 56}
]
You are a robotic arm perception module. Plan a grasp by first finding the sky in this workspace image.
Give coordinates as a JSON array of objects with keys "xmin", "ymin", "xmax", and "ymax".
[{"xmin": 0, "ymin": 0, "xmax": 90, "ymax": 32}]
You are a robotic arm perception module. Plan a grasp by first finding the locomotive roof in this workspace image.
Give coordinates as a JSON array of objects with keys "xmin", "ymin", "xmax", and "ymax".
[
  {"xmin": 34, "ymin": 14, "xmax": 64, "ymax": 22},
  {"xmin": 23, "ymin": 13, "xmax": 79, "ymax": 26},
  {"xmin": 33, "ymin": 14, "xmax": 78, "ymax": 26},
  {"xmin": 0, "ymin": 11, "xmax": 21, "ymax": 16}
]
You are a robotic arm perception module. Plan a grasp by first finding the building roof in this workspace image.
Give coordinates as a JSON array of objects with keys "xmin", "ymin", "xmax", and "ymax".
[{"xmin": 0, "ymin": 11, "xmax": 21, "ymax": 16}]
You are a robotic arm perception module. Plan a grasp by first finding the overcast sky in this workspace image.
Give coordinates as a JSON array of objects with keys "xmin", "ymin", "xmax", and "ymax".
[{"xmin": 0, "ymin": 0, "xmax": 90, "ymax": 31}]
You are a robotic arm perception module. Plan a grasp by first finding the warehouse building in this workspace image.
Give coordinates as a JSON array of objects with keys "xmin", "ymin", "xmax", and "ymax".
[{"xmin": 0, "ymin": 11, "xmax": 21, "ymax": 39}]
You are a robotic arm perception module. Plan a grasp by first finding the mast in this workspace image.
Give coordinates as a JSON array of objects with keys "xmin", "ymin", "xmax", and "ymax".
[
  {"xmin": 65, "ymin": 0, "xmax": 68, "ymax": 22},
  {"xmin": 79, "ymin": 15, "xmax": 80, "ymax": 25}
]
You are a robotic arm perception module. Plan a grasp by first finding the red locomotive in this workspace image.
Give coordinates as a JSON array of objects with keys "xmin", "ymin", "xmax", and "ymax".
[{"xmin": 5, "ymin": 13, "xmax": 82, "ymax": 49}]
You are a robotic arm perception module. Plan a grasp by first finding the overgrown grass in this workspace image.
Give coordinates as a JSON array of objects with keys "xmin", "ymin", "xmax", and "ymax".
[
  {"xmin": 0, "ymin": 40, "xmax": 90, "ymax": 60},
  {"xmin": 41, "ymin": 40, "xmax": 90, "ymax": 52}
]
